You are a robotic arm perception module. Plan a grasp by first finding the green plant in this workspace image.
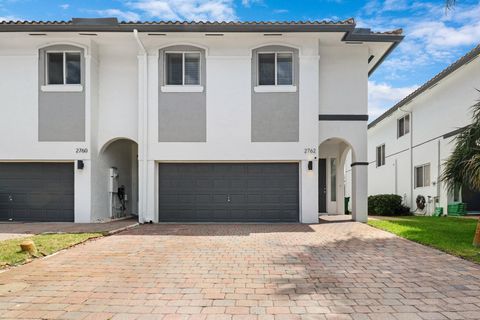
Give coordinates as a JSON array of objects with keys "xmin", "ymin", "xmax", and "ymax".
[
  {"xmin": 441, "ymin": 96, "xmax": 480, "ymax": 246},
  {"xmin": 368, "ymin": 194, "xmax": 410, "ymax": 216}
]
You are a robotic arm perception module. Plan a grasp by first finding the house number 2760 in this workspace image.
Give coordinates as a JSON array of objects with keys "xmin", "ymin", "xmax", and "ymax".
[{"xmin": 75, "ymin": 148, "xmax": 89, "ymax": 154}]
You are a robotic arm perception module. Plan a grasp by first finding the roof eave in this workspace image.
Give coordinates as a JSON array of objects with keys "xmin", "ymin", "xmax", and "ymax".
[
  {"xmin": 0, "ymin": 23, "xmax": 356, "ymax": 33},
  {"xmin": 368, "ymin": 44, "xmax": 480, "ymax": 129}
]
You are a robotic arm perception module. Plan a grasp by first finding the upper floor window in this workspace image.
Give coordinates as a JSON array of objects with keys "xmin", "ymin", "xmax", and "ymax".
[
  {"xmin": 415, "ymin": 164, "xmax": 431, "ymax": 188},
  {"xmin": 376, "ymin": 144, "xmax": 385, "ymax": 167},
  {"xmin": 46, "ymin": 51, "xmax": 81, "ymax": 85},
  {"xmin": 397, "ymin": 114, "xmax": 410, "ymax": 138},
  {"xmin": 165, "ymin": 52, "xmax": 200, "ymax": 86},
  {"xmin": 258, "ymin": 52, "xmax": 293, "ymax": 86}
]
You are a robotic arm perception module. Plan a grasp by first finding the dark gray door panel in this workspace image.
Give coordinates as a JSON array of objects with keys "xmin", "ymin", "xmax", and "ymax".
[
  {"xmin": 318, "ymin": 159, "xmax": 327, "ymax": 212},
  {"xmin": 159, "ymin": 163, "xmax": 299, "ymax": 222},
  {"xmin": 0, "ymin": 163, "xmax": 74, "ymax": 222}
]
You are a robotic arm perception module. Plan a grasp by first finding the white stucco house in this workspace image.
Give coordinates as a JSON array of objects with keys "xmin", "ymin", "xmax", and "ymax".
[
  {"xmin": 364, "ymin": 44, "xmax": 480, "ymax": 215},
  {"xmin": 0, "ymin": 17, "xmax": 403, "ymax": 223}
]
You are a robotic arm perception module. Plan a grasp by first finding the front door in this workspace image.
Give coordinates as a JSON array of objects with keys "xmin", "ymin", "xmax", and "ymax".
[
  {"xmin": 463, "ymin": 185, "xmax": 480, "ymax": 212},
  {"xmin": 318, "ymin": 158, "xmax": 327, "ymax": 212}
]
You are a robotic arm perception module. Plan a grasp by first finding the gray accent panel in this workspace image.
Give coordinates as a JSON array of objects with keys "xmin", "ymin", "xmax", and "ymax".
[
  {"xmin": 159, "ymin": 163, "xmax": 299, "ymax": 222},
  {"xmin": 0, "ymin": 163, "xmax": 74, "ymax": 222},
  {"xmin": 38, "ymin": 45, "xmax": 85, "ymax": 141},
  {"xmin": 158, "ymin": 45, "xmax": 206, "ymax": 142},
  {"xmin": 319, "ymin": 114, "xmax": 369, "ymax": 121},
  {"xmin": 251, "ymin": 45, "xmax": 299, "ymax": 142}
]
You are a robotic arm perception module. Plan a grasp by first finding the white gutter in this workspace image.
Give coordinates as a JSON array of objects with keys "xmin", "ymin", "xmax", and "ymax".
[
  {"xmin": 399, "ymin": 106, "xmax": 414, "ymax": 210},
  {"xmin": 133, "ymin": 29, "xmax": 149, "ymax": 223}
]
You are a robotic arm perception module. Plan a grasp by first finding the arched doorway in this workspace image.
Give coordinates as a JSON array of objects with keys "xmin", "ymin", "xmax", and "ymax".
[
  {"xmin": 318, "ymin": 138, "xmax": 354, "ymax": 217},
  {"xmin": 96, "ymin": 138, "xmax": 138, "ymax": 220}
]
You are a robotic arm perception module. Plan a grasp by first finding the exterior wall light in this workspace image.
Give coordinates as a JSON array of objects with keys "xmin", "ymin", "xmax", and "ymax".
[
  {"xmin": 77, "ymin": 160, "xmax": 84, "ymax": 170},
  {"xmin": 307, "ymin": 161, "xmax": 313, "ymax": 171}
]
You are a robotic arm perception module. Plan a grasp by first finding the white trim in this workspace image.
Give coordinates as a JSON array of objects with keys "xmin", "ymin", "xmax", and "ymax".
[
  {"xmin": 254, "ymin": 85, "xmax": 297, "ymax": 93},
  {"xmin": 37, "ymin": 42, "xmax": 89, "ymax": 57},
  {"xmin": 152, "ymin": 42, "xmax": 210, "ymax": 57},
  {"xmin": 45, "ymin": 50, "xmax": 82, "ymax": 85},
  {"xmin": 257, "ymin": 51, "xmax": 294, "ymax": 86},
  {"xmin": 161, "ymin": 85, "xmax": 204, "ymax": 93},
  {"xmin": 164, "ymin": 51, "xmax": 201, "ymax": 86},
  {"xmin": 41, "ymin": 84, "xmax": 84, "ymax": 92}
]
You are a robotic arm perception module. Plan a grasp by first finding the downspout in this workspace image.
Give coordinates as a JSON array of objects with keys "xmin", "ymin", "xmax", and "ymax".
[
  {"xmin": 133, "ymin": 29, "xmax": 149, "ymax": 223},
  {"xmin": 399, "ymin": 106, "xmax": 413, "ymax": 209},
  {"xmin": 410, "ymin": 112, "xmax": 413, "ymax": 210}
]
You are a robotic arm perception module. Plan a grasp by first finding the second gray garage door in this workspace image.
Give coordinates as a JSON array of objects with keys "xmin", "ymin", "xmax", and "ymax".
[
  {"xmin": 159, "ymin": 163, "xmax": 299, "ymax": 222},
  {"xmin": 0, "ymin": 163, "xmax": 74, "ymax": 222}
]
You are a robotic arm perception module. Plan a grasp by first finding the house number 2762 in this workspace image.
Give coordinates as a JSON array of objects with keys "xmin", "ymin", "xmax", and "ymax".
[
  {"xmin": 304, "ymin": 148, "xmax": 316, "ymax": 155},
  {"xmin": 75, "ymin": 148, "xmax": 89, "ymax": 154}
]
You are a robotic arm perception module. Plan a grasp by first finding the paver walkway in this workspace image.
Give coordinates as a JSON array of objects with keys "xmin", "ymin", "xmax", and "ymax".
[
  {"xmin": 1, "ymin": 220, "xmax": 480, "ymax": 320},
  {"xmin": 0, "ymin": 218, "xmax": 138, "ymax": 241}
]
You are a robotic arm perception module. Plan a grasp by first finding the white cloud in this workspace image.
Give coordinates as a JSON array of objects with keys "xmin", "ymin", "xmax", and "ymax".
[
  {"xmin": 0, "ymin": 15, "xmax": 21, "ymax": 21},
  {"xmin": 128, "ymin": 0, "xmax": 236, "ymax": 21},
  {"xmin": 241, "ymin": 0, "xmax": 263, "ymax": 7},
  {"xmin": 368, "ymin": 81, "xmax": 418, "ymax": 119},
  {"xmin": 60, "ymin": 4, "xmax": 70, "ymax": 10},
  {"xmin": 359, "ymin": 1, "xmax": 480, "ymax": 81},
  {"xmin": 94, "ymin": 9, "xmax": 141, "ymax": 21}
]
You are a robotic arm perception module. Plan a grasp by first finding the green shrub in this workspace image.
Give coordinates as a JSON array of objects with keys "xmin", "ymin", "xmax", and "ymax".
[{"xmin": 368, "ymin": 194, "xmax": 411, "ymax": 216}]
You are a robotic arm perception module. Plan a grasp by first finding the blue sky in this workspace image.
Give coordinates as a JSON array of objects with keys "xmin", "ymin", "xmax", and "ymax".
[{"xmin": 1, "ymin": 0, "xmax": 479, "ymax": 119}]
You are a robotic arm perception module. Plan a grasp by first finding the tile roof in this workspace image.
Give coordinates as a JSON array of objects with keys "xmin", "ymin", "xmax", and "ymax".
[{"xmin": 0, "ymin": 17, "xmax": 402, "ymax": 38}]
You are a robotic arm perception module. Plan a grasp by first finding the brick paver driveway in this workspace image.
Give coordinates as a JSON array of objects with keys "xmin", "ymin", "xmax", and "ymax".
[{"xmin": 1, "ymin": 220, "xmax": 480, "ymax": 320}]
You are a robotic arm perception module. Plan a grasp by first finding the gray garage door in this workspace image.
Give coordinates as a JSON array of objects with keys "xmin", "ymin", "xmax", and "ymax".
[
  {"xmin": 0, "ymin": 163, "xmax": 74, "ymax": 222},
  {"xmin": 159, "ymin": 163, "xmax": 299, "ymax": 222}
]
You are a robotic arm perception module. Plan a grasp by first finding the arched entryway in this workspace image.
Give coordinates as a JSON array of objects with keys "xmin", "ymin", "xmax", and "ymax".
[
  {"xmin": 317, "ymin": 135, "xmax": 367, "ymax": 222},
  {"xmin": 96, "ymin": 138, "xmax": 138, "ymax": 220},
  {"xmin": 318, "ymin": 138, "xmax": 354, "ymax": 217}
]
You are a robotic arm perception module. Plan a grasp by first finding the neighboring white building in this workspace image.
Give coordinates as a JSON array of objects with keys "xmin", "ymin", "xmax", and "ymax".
[
  {"xmin": 364, "ymin": 44, "xmax": 480, "ymax": 214},
  {"xmin": 0, "ymin": 18, "xmax": 402, "ymax": 223}
]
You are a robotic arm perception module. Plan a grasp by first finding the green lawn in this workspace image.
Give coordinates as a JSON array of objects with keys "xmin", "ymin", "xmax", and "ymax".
[
  {"xmin": 368, "ymin": 216, "xmax": 480, "ymax": 263},
  {"xmin": 0, "ymin": 233, "xmax": 102, "ymax": 268}
]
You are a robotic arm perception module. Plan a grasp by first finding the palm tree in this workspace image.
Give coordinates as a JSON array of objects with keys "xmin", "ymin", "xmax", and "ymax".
[
  {"xmin": 446, "ymin": 0, "xmax": 456, "ymax": 9},
  {"xmin": 442, "ymin": 97, "xmax": 480, "ymax": 246}
]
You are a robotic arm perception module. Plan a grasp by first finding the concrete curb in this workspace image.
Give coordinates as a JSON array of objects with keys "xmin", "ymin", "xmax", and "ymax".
[{"xmin": 105, "ymin": 222, "xmax": 140, "ymax": 235}]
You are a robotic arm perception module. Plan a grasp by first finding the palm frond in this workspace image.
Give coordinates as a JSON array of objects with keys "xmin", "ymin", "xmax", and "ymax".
[{"xmin": 446, "ymin": 0, "xmax": 456, "ymax": 9}]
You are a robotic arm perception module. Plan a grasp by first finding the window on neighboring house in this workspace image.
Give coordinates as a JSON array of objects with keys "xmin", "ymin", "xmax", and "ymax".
[
  {"xmin": 258, "ymin": 52, "xmax": 293, "ymax": 86},
  {"xmin": 376, "ymin": 144, "xmax": 385, "ymax": 167},
  {"xmin": 398, "ymin": 114, "xmax": 410, "ymax": 138},
  {"xmin": 165, "ymin": 52, "xmax": 201, "ymax": 85},
  {"xmin": 46, "ymin": 51, "xmax": 81, "ymax": 85},
  {"xmin": 330, "ymin": 158, "xmax": 337, "ymax": 202},
  {"xmin": 415, "ymin": 164, "xmax": 431, "ymax": 188}
]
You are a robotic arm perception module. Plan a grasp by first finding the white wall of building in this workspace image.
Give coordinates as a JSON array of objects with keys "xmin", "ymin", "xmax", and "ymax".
[
  {"xmin": 367, "ymin": 54, "xmax": 480, "ymax": 214},
  {"xmin": 0, "ymin": 32, "xmax": 373, "ymax": 223}
]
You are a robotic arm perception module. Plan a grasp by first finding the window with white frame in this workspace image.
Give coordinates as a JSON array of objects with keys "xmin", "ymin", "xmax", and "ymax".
[
  {"xmin": 46, "ymin": 51, "xmax": 81, "ymax": 85},
  {"xmin": 376, "ymin": 144, "xmax": 385, "ymax": 167},
  {"xmin": 415, "ymin": 164, "xmax": 431, "ymax": 188},
  {"xmin": 330, "ymin": 158, "xmax": 337, "ymax": 202},
  {"xmin": 397, "ymin": 114, "xmax": 410, "ymax": 138},
  {"xmin": 165, "ymin": 52, "xmax": 201, "ymax": 85},
  {"xmin": 258, "ymin": 52, "xmax": 293, "ymax": 86}
]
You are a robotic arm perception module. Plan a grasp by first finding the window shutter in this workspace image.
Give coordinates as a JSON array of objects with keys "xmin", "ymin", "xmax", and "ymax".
[
  {"xmin": 184, "ymin": 53, "xmax": 200, "ymax": 85},
  {"xmin": 66, "ymin": 52, "xmax": 81, "ymax": 84},
  {"xmin": 277, "ymin": 53, "xmax": 293, "ymax": 85},
  {"xmin": 47, "ymin": 53, "xmax": 64, "ymax": 85},
  {"xmin": 166, "ymin": 53, "xmax": 183, "ymax": 85},
  {"xmin": 258, "ymin": 53, "xmax": 275, "ymax": 85}
]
